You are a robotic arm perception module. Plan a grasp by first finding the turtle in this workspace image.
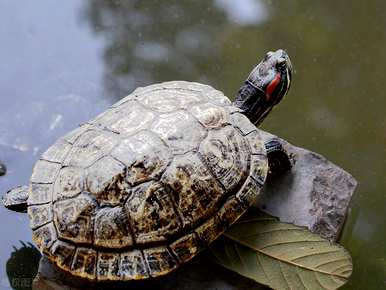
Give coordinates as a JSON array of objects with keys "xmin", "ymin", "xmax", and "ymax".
[{"xmin": 2, "ymin": 49, "xmax": 293, "ymax": 281}]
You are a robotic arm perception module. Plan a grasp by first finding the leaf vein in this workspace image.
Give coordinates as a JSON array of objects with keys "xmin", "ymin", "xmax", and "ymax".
[
  {"xmin": 315, "ymin": 257, "xmax": 350, "ymax": 269},
  {"xmin": 314, "ymin": 271, "xmax": 332, "ymax": 290},
  {"xmin": 256, "ymin": 253, "xmax": 270, "ymax": 283},
  {"xmin": 240, "ymin": 227, "xmax": 308, "ymax": 239},
  {"xmin": 292, "ymin": 250, "xmax": 342, "ymax": 262},
  {"xmin": 260, "ymin": 239, "xmax": 327, "ymax": 251},
  {"xmin": 222, "ymin": 234, "xmax": 349, "ymax": 279},
  {"xmin": 296, "ymin": 266, "xmax": 310, "ymax": 290},
  {"xmin": 279, "ymin": 261, "xmax": 291, "ymax": 290}
]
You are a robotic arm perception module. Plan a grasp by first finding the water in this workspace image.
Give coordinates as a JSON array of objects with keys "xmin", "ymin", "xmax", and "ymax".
[{"xmin": 0, "ymin": 1, "xmax": 385, "ymax": 289}]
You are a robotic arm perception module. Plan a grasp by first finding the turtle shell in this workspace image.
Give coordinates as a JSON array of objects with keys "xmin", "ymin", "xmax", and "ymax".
[{"xmin": 27, "ymin": 81, "xmax": 268, "ymax": 281}]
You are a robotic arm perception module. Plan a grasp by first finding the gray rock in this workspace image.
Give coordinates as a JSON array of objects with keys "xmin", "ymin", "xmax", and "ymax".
[
  {"xmin": 0, "ymin": 161, "xmax": 6, "ymax": 176},
  {"xmin": 32, "ymin": 131, "xmax": 357, "ymax": 289},
  {"xmin": 257, "ymin": 131, "xmax": 357, "ymax": 242}
]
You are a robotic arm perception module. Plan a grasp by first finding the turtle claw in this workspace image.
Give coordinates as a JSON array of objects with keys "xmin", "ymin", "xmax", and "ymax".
[{"xmin": 2, "ymin": 185, "xmax": 29, "ymax": 213}]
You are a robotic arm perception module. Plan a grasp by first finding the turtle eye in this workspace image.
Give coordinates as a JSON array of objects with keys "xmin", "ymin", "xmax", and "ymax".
[{"xmin": 276, "ymin": 57, "xmax": 286, "ymax": 68}]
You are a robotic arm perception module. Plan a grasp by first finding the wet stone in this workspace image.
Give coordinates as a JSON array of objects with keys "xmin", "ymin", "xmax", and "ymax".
[{"xmin": 256, "ymin": 130, "xmax": 357, "ymax": 242}]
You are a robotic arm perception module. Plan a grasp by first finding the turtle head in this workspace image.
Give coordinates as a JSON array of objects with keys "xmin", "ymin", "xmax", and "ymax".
[{"xmin": 234, "ymin": 49, "xmax": 292, "ymax": 126}]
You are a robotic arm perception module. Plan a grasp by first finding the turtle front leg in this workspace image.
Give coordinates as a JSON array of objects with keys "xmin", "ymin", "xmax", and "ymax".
[
  {"xmin": 2, "ymin": 185, "xmax": 29, "ymax": 213},
  {"xmin": 265, "ymin": 139, "xmax": 293, "ymax": 178}
]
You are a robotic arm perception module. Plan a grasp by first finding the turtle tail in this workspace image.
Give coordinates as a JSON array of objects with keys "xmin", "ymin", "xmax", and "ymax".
[{"xmin": 2, "ymin": 185, "xmax": 29, "ymax": 213}]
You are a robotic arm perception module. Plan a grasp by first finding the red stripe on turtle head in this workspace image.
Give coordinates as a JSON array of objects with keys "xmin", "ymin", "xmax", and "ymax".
[{"xmin": 265, "ymin": 72, "xmax": 281, "ymax": 101}]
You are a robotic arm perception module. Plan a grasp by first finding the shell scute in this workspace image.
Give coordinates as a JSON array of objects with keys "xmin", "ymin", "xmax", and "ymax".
[
  {"xmin": 94, "ymin": 207, "xmax": 133, "ymax": 248},
  {"xmin": 138, "ymin": 88, "xmax": 203, "ymax": 113},
  {"xmin": 97, "ymin": 252, "xmax": 121, "ymax": 281},
  {"xmin": 32, "ymin": 222, "xmax": 57, "ymax": 253},
  {"xmin": 86, "ymin": 156, "xmax": 128, "ymax": 206},
  {"xmin": 120, "ymin": 250, "xmax": 149, "ymax": 280},
  {"xmin": 151, "ymin": 110, "xmax": 206, "ymax": 154},
  {"xmin": 170, "ymin": 233, "xmax": 202, "ymax": 263},
  {"xmin": 96, "ymin": 101, "xmax": 155, "ymax": 136},
  {"xmin": 49, "ymin": 241, "xmax": 75, "ymax": 272},
  {"xmin": 54, "ymin": 193, "xmax": 97, "ymax": 244},
  {"xmin": 143, "ymin": 247, "xmax": 178, "ymax": 278},
  {"xmin": 28, "ymin": 204, "xmax": 52, "ymax": 229},
  {"xmin": 30, "ymin": 160, "xmax": 61, "ymax": 184},
  {"xmin": 53, "ymin": 166, "xmax": 85, "ymax": 200},
  {"xmin": 161, "ymin": 152, "xmax": 224, "ymax": 227},
  {"xmin": 189, "ymin": 102, "xmax": 229, "ymax": 128},
  {"xmin": 71, "ymin": 247, "xmax": 97, "ymax": 280},
  {"xmin": 112, "ymin": 131, "xmax": 171, "ymax": 186},
  {"xmin": 199, "ymin": 126, "xmax": 249, "ymax": 192},
  {"xmin": 125, "ymin": 182, "xmax": 181, "ymax": 244},
  {"xmin": 28, "ymin": 183, "xmax": 53, "ymax": 205},
  {"xmin": 230, "ymin": 112, "xmax": 257, "ymax": 135},
  {"xmin": 63, "ymin": 130, "xmax": 117, "ymax": 168},
  {"xmin": 41, "ymin": 139, "xmax": 72, "ymax": 163}
]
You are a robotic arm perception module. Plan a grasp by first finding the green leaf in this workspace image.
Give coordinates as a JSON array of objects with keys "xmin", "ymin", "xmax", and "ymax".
[{"xmin": 211, "ymin": 209, "xmax": 353, "ymax": 290}]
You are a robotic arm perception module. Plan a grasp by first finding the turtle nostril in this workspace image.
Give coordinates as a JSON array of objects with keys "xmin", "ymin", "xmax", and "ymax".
[{"xmin": 266, "ymin": 51, "xmax": 274, "ymax": 59}]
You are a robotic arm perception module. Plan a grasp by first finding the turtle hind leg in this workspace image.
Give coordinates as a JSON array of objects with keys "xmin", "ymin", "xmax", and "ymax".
[
  {"xmin": 265, "ymin": 139, "xmax": 293, "ymax": 178},
  {"xmin": 2, "ymin": 185, "xmax": 29, "ymax": 213}
]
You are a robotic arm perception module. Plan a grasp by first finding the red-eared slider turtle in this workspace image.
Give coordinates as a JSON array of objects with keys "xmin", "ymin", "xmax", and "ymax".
[{"xmin": 2, "ymin": 50, "xmax": 292, "ymax": 281}]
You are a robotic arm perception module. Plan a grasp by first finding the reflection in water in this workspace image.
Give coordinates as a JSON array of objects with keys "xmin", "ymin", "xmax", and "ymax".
[
  {"xmin": 0, "ymin": 0, "xmax": 385, "ymax": 289},
  {"xmin": 5, "ymin": 242, "xmax": 40, "ymax": 290},
  {"xmin": 214, "ymin": 0, "xmax": 268, "ymax": 25},
  {"xmin": 84, "ymin": 0, "xmax": 229, "ymax": 99},
  {"xmin": 84, "ymin": 1, "xmax": 386, "ymax": 289}
]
